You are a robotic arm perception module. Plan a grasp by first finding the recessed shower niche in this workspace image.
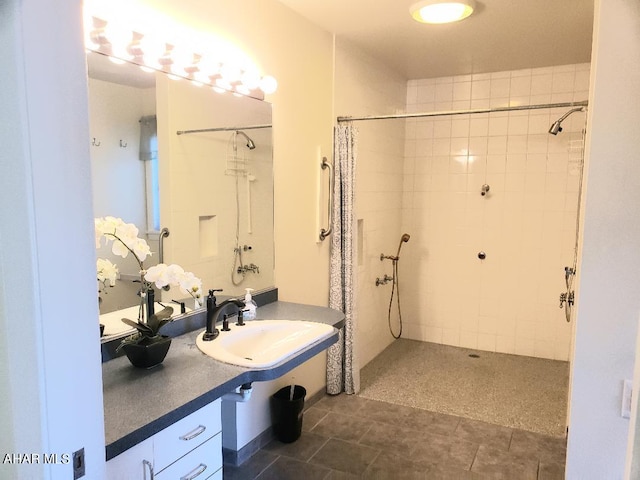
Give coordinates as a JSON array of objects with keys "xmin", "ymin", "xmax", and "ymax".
[{"xmin": 199, "ymin": 215, "xmax": 218, "ymax": 258}]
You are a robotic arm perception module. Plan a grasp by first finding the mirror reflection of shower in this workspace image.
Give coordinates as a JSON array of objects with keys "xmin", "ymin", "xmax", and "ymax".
[
  {"xmin": 229, "ymin": 130, "xmax": 260, "ymax": 286},
  {"xmin": 378, "ymin": 233, "xmax": 410, "ymax": 339}
]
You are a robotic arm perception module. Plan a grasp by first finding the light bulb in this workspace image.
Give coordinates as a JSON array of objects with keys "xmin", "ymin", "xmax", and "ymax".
[{"xmin": 259, "ymin": 76, "xmax": 278, "ymax": 95}]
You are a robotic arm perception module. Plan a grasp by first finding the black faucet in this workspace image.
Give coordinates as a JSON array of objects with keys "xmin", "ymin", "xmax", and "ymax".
[{"xmin": 203, "ymin": 298, "xmax": 245, "ymax": 341}]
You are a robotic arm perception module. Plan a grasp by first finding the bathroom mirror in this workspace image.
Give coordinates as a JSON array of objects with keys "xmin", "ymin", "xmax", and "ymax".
[{"xmin": 88, "ymin": 52, "xmax": 275, "ymax": 340}]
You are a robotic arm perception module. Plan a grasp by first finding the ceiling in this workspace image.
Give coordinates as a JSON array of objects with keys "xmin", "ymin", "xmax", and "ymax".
[{"xmin": 277, "ymin": 0, "xmax": 594, "ymax": 80}]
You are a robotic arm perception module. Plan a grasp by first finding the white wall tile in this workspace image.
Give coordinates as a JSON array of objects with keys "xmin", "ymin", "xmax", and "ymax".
[
  {"xmin": 403, "ymin": 63, "xmax": 588, "ymax": 359},
  {"xmin": 471, "ymin": 79, "xmax": 491, "ymax": 100}
]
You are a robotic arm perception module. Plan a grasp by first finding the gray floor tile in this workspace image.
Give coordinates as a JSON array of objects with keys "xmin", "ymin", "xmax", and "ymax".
[
  {"xmin": 314, "ymin": 393, "xmax": 371, "ymax": 414},
  {"xmin": 364, "ymin": 464, "xmax": 428, "ymax": 479},
  {"xmin": 262, "ymin": 431, "xmax": 329, "ymax": 462},
  {"xmin": 414, "ymin": 410, "xmax": 461, "ymax": 436},
  {"xmin": 354, "ymin": 398, "xmax": 417, "ymax": 425},
  {"xmin": 470, "ymin": 444, "xmax": 539, "ymax": 480},
  {"xmin": 224, "ymin": 450, "xmax": 278, "ymax": 480},
  {"xmin": 255, "ymin": 456, "xmax": 331, "ymax": 480},
  {"xmin": 324, "ymin": 470, "xmax": 360, "ymax": 479},
  {"xmin": 411, "ymin": 432, "xmax": 478, "ymax": 470},
  {"xmin": 509, "ymin": 429, "xmax": 567, "ymax": 464},
  {"xmin": 358, "ymin": 421, "xmax": 425, "ymax": 457},
  {"xmin": 363, "ymin": 451, "xmax": 431, "ymax": 479},
  {"xmin": 424, "ymin": 463, "xmax": 490, "ymax": 479},
  {"xmin": 538, "ymin": 461, "xmax": 565, "ymax": 480},
  {"xmin": 303, "ymin": 406, "xmax": 330, "ymax": 432},
  {"xmin": 454, "ymin": 418, "xmax": 513, "ymax": 450},
  {"xmin": 311, "ymin": 410, "xmax": 373, "ymax": 442},
  {"xmin": 309, "ymin": 438, "xmax": 380, "ymax": 475}
]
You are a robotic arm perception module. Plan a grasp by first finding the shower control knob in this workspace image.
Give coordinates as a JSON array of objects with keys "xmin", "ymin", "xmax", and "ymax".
[{"xmin": 478, "ymin": 251, "xmax": 486, "ymax": 260}]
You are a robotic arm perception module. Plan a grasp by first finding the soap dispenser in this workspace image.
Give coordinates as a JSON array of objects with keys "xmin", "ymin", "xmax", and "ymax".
[{"xmin": 243, "ymin": 288, "xmax": 257, "ymax": 321}]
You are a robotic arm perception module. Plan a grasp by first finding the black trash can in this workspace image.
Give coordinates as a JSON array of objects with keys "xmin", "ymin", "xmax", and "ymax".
[{"xmin": 270, "ymin": 385, "xmax": 306, "ymax": 443}]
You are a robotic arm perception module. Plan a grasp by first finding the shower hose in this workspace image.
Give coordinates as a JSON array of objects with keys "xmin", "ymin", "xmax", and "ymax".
[{"xmin": 387, "ymin": 258, "xmax": 403, "ymax": 339}]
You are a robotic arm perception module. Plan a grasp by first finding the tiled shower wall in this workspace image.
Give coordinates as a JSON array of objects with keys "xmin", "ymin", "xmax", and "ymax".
[{"xmin": 401, "ymin": 63, "xmax": 590, "ymax": 361}]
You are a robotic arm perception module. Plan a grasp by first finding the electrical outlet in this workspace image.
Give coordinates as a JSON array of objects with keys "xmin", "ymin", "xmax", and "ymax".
[
  {"xmin": 72, "ymin": 448, "xmax": 85, "ymax": 479},
  {"xmin": 622, "ymin": 380, "xmax": 633, "ymax": 419}
]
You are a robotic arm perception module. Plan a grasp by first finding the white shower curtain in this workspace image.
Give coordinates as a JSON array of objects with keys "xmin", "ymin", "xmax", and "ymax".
[{"xmin": 326, "ymin": 123, "xmax": 359, "ymax": 395}]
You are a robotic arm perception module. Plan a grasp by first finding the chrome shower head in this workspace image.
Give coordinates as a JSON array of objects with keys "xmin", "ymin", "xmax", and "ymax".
[
  {"xmin": 548, "ymin": 106, "xmax": 586, "ymax": 136},
  {"xmin": 548, "ymin": 121, "xmax": 563, "ymax": 135},
  {"xmin": 236, "ymin": 130, "xmax": 256, "ymax": 150}
]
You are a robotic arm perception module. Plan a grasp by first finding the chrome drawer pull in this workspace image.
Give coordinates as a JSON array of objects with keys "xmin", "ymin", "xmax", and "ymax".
[
  {"xmin": 180, "ymin": 463, "xmax": 207, "ymax": 480},
  {"xmin": 179, "ymin": 424, "xmax": 206, "ymax": 441}
]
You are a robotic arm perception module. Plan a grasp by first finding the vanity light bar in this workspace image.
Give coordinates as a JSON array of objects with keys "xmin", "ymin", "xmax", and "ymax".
[{"xmin": 85, "ymin": 16, "xmax": 278, "ymax": 98}]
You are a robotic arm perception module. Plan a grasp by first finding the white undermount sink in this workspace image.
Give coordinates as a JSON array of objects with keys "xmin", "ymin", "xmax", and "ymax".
[{"xmin": 195, "ymin": 319, "xmax": 335, "ymax": 368}]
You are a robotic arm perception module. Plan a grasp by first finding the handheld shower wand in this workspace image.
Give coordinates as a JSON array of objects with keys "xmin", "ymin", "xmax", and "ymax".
[
  {"xmin": 396, "ymin": 233, "xmax": 411, "ymax": 258},
  {"xmin": 380, "ymin": 233, "xmax": 411, "ymax": 262},
  {"xmin": 379, "ymin": 233, "xmax": 411, "ymax": 339}
]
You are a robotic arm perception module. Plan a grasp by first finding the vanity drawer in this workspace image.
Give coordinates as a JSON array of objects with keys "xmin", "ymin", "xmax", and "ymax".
[
  {"xmin": 156, "ymin": 432, "xmax": 222, "ymax": 480},
  {"xmin": 105, "ymin": 436, "xmax": 153, "ymax": 480},
  {"xmin": 154, "ymin": 399, "xmax": 221, "ymax": 472}
]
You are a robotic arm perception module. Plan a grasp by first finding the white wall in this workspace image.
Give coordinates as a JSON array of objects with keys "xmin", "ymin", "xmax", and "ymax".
[
  {"xmin": 333, "ymin": 39, "xmax": 408, "ymax": 367},
  {"xmin": 566, "ymin": 0, "xmax": 640, "ymax": 477},
  {"xmin": 402, "ymin": 64, "xmax": 589, "ymax": 361},
  {"xmin": 0, "ymin": 0, "xmax": 106, "ymax": 478}
]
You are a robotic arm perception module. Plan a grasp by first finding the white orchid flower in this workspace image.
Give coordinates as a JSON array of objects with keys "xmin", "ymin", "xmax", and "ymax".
[
  {"xmin": 132, "ymin": 238, "xmax": 152, "ymax": 262},
  {"xmin": 97, "ymin": 258, "xmax": 119, "ymax": 286},
  {"xmin": 95, "ymin": 217, "xmax": 202, "ymax": 304},
  {"xmin": 144, "ymin": 264, "xmax": 169, "ymax": 286},
  {"xmin": 178, "ymin": 271, "xmax": 202, "ymax": 298}
]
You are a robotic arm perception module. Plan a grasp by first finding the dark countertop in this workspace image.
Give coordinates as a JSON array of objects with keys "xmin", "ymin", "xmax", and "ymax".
[{"xmin": 102, "ymin": 301, "xmax": 344, "ymax": 460}]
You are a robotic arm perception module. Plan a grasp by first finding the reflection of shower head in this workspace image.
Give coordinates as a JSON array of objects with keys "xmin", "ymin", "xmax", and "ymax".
[
  {"xmin": 549, "ymin": 107, "xmax": 586, "ymax": 135},
  {"xmin": 236, "ymin": 130, "xmax": 256, "ymax": 149},
  {"xmin": 396, "ymin": 233, "xmax": 411, "ymax": 258}
]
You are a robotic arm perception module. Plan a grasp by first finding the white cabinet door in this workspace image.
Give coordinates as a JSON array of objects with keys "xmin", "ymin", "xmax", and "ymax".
[
  {"xmin": 154, "ymin": 399, "xmax": 222, "ymax": 472},
  {"xmin": 106, "ymin": 399, "xmax": 222, "ymax": 479},
  {"xmin": 156, "ymin": 433, "xmax": 222, "ymax": 480},
  {"xmin": 105, "ymin": 437, "xmax": 153, "ymax": 480}
]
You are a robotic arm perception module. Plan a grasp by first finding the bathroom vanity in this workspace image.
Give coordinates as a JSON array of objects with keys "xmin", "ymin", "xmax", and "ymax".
[{"xmin": 102, "ymin": 300, "xmax": 344, "ymax": 478}]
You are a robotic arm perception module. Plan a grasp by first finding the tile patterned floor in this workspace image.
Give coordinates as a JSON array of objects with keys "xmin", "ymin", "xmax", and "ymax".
[{"xmin": 224, "ymin": 394, "xmax": 566, "ymax": 479}]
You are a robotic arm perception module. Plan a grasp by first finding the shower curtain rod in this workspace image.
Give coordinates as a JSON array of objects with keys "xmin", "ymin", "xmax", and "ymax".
[
  {"xmin": 336, "ymin": 100, "xmax": 588, "ymax": 123},
  {"xmin": 176, "ymin": 124, "xmax": 272, "ymax": 135}
]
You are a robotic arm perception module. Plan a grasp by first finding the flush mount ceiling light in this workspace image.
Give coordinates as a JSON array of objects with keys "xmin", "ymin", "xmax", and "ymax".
[{"xmin": 410, "ymin": 0, "xmax": 475, "ymax": 24}]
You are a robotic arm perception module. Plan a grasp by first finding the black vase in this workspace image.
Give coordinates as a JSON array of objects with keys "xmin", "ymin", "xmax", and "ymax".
[{"xmin": 122, "ymin": 335, "xmax": 171, "ymax": 369}]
